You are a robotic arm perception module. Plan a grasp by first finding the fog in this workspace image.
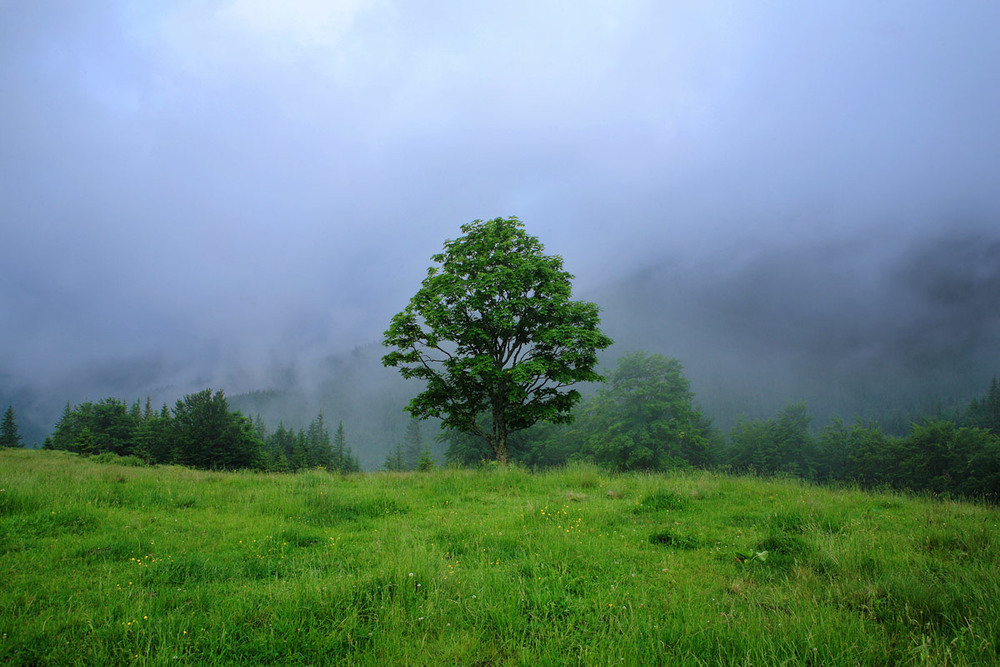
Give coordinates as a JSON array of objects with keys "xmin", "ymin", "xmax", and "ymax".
[{"xmin": 2, "ymin": 2, "xmax": 999, "ymax": 452}]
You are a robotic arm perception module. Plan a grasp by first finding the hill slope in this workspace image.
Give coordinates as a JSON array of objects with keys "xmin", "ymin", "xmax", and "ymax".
[{"xmin": 2, "ymin": 449, "xmax": 998, "ymax": 665}]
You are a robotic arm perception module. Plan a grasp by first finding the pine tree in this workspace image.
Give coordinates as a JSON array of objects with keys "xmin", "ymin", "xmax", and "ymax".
[
  {"xmin": 341, "ymin": 446, "xmax": 360, "ymax": 473},
  {"xmin": 50, "ymin": 402, "xmax": 76, "ymax": 451},
  {"xmin": 1, "ymin": 405, "xmax": 23, "ymax": 448},
  {"xmin": 130, "ymin": 399, "xmax": 143, "ymax": 425},
  {"xmin": 267, "ymin": 423, "xmax": 298, "ymax": 470},
  {"xmin": 253, "ymin": 414, "xmax": 269, "ymax": 441},
  {"xmin": 417, "ymin": 445, "xmax": 435, "ymax": 471},
  {"xmin": 306, "ymin": 413, "xmax": 333, "ymax": 469},
  {"xmin": 77, "ymin": 426, "xmax": 96, "ymax": 455},
  {"xmin": 333, "ymin": 420, "xmax": 347, "ymax": 471},
  {"xmin": 291, "ymin": 430, "xmax": 310, "ymax": 470}
]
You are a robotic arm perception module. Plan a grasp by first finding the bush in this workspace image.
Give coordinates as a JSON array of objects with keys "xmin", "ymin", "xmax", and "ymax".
[{"xmin": 91, "ymin": 453, "xmax": 148, "ymax": 467}]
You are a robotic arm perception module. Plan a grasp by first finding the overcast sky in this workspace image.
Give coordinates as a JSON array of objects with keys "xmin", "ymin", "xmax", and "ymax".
[{"xmin": 2, "ymin": 0, "xmax": 999, "ymax": 404}]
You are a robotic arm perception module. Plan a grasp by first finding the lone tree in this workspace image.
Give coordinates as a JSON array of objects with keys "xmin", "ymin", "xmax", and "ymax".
[{"xmin": 382, "ymin": 216, "xmax": 613, "ymax": 464}]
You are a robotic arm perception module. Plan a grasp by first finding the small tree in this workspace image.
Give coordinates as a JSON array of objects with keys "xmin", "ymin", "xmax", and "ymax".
[
  {"xmin": 383, "ymin": 217, "xmax": 613, "ymax": 464},
  {"xmin": 330, "ymin": 420, "xmax": 359, "ymax": 473},
  {"xmin": 1, "ymin": 405, "xmax": 23, "ymax": 448},
  {"xmin": 417, "ymin": 445, "xmax": 436, "ymax": 472}
]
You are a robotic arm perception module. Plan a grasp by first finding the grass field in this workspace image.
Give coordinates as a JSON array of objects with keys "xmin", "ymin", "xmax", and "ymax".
[{"xmin": 2, "ymin": 449, "xmax": 999, "ymax": 665}]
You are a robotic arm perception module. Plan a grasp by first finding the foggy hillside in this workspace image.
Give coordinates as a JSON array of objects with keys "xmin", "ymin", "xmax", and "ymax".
[
  {"xmin": 205, "ymin": 223, "xmax": 1000, "ymax": 460},
  {"xmin": 4, "ymin": 223, "xmax": 997, "ymax": 461},
  {"xmin": 595, "ymin": 226, "xmax": 1000, "ymax": 429}
]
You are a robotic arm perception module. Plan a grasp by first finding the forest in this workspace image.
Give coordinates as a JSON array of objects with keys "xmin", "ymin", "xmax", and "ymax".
[
  {"xmin": 15, "ymin": 389, "xmax": 359, "ymax": 474},
  {"xmin": 6, "ymin": 355, "xmax": 998, "ymax": 504},
  {"xmin": 441, "ymin": 354, "xmax": 1000, "ymax": 503}
]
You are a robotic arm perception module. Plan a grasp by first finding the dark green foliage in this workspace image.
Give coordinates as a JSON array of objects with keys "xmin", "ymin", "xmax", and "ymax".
[
  {"xmin": 51, "ymin": 399, "xmax": 136, "ymax": 456},
  {"xmin": 261, "ymin": 414, "xmax": 357, "ymax": 473},
  {"xmin": 720, "ymin": 380, "xmax": 1000, "ymax": 502},
  {"xmin": 46, "ymin": 390, "xmax": 299, "ymax": 472},
  {"xmin": 134, "ymin": 403, "xmax": 175, "ymax": 464},
  {"xmin": 1, "ymin": 405, "xmax": 23, "ymax": 448},
  {"xmin": 91, "ymin": 453, "xmax": 147, "ymax": 467},
  {"xmin": 332, "ymin": 420, "xmax": 360, "ymax": 473},
  {"xmin": 50, "ymin": 398, "xmax": 137, "ymax": 456},
  {"xmin": 726, "ymin": 403, "xmax": 816, "ymax": 476},
  {"xmin": 172, "ymin": 389, "xmax": 264, "ymax": 470},
  {"xmin": 439, "ymin": 351, "xmax": 718, "ymax": 471},
  {"xmin": 264, "ymin": 422, "xmax": 297, "ymax": 471},
  {"xmin": 581, "ymin": 352, "xmax": 713, "ymax": 471},
  {"xmin": 417, "ymin": 445, "xmax": 435, "ymax": 471},
  {"xmin": 383, "ymin": 216, "xmax": 613, "ymax": 464},
  {"xmin": 306, "ymin": 413, "xmax": 333, "ymax": 469}
]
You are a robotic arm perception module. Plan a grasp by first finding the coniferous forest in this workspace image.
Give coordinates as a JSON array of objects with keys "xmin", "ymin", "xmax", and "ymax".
[{"xmin": 35, "ymin": 390, "xmax": 358, "ymax": 474}]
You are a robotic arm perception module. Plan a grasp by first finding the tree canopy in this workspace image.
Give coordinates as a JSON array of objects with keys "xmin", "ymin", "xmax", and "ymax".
[
  {"xmin": 583, "ymin": 352, "xmax": 712, "ymax": 471},
  {"xmin": 382, "ymin": 216, "xmax": 613, "ymax": 463}
]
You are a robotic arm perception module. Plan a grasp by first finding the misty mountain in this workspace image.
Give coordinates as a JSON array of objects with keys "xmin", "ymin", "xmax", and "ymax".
[{"xmin": 594, "ymin": 226, "xmax": 1000, "ymax": 430}]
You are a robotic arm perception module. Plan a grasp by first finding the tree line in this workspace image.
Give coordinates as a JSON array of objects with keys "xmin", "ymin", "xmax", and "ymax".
[
  {"xmin": 36, "ymin": 389, "xmax": 358, "ymax": 473},
  {"xmin": 4, "ymin": 363, "xmax": 999, "ymax": 502},
  {"xmin": 438, "ymin": 352, "xmax": 1000, "ymax": 503}
]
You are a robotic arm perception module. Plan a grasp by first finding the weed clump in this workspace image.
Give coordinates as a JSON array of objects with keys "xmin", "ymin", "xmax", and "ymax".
[
  {"xmin": 635, "ymin": 490, "xmax": 687, "ymax": 513},
  {"xmin": 648, "ymin": 529, "xmax": 698, "ymax": 549}
]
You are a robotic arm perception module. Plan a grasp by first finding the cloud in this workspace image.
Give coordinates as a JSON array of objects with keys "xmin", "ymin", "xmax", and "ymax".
[{"xmin": 1, "ymin": 0, "xmax": 999, "ymax": 438}]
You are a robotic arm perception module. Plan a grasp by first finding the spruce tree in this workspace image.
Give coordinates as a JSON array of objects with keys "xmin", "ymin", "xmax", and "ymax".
[
  {"xmin": 333, "ymin": 420, "xmax": 347, "ymax": 470},
  {"xmin": 1, "ymin": 405, "xmax": 23, "ymax": 447},
  {"xmin": 417, "ymin": 445, "xmax": 435, "ymax": 471},
  {"xmin": 306, "ymin": 413, "xmax": 333, "ymax": 469}
]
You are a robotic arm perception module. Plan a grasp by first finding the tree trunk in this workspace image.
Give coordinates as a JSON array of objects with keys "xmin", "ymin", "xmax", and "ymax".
[
  {"xmin": 494, "ymin": 434, "xmax": 508, "ymax": 465},
  {"xmin": 491, "ymin": 399, "xmax": 509, "ymax": 465}
]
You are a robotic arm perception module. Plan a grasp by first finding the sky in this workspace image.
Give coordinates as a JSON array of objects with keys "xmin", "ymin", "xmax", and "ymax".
[{"xmin": 2, "ymin": 1, "xmax": 1000, "ymax": 431}]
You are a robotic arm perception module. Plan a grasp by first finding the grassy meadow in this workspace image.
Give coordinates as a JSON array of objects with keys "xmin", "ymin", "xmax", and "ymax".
[{"xmin": 2, "ymin": 449, "xmax": 999, "ymax": 665}]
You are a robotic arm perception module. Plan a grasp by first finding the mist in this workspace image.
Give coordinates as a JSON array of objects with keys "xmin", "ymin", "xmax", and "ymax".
[{"xmin": 2, "ymin": 2, "xmax": 999, "ymax": 455}]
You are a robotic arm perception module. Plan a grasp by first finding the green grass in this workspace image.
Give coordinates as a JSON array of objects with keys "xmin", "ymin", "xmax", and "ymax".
[{"xmin": 2, "ymin": 449, "xmax": 999, "ymax": 665}]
